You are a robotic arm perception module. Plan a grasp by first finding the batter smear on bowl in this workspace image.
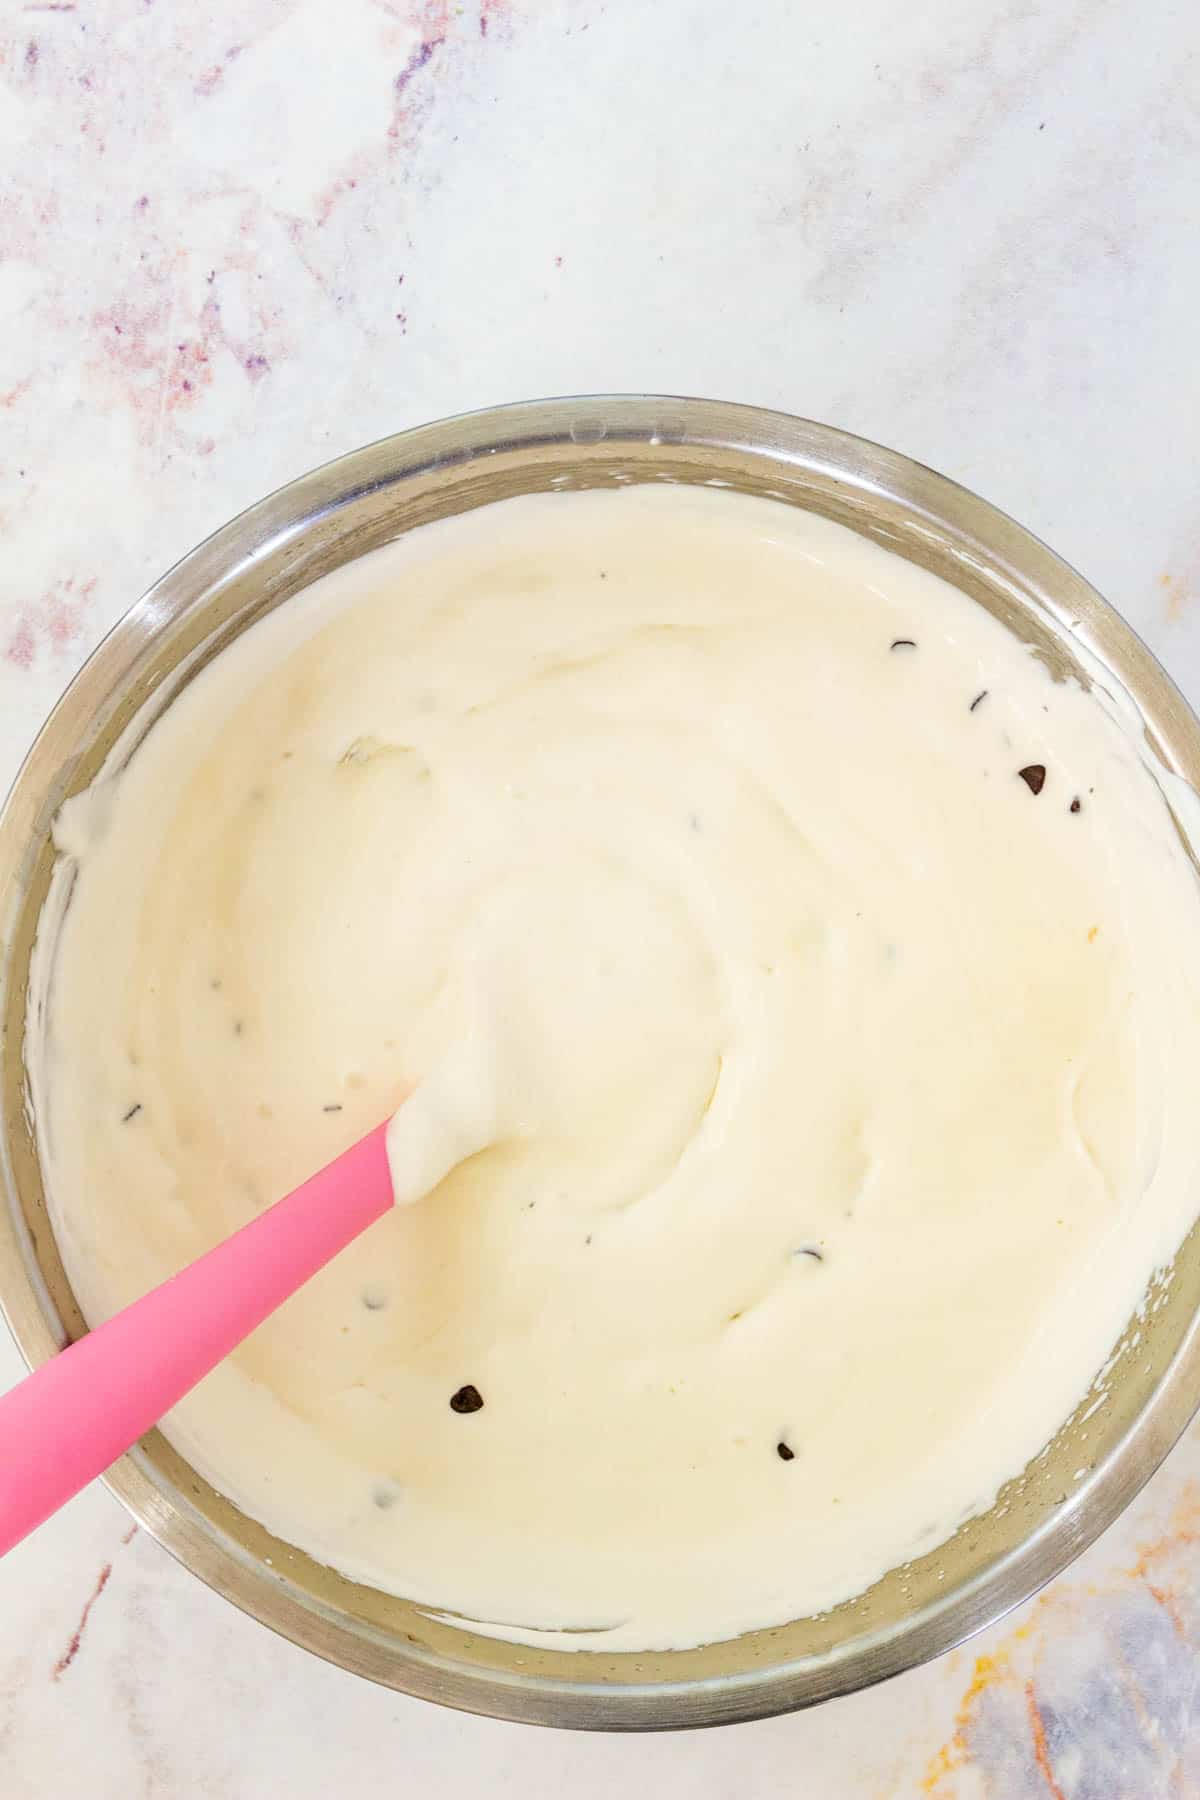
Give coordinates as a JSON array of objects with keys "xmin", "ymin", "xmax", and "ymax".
[{"xmin": 35, "ymin": 485, "xmax": 1200, "ymax": 1651}]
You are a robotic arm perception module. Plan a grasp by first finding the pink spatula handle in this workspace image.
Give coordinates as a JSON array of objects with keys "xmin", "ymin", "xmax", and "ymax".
[{"xmin": 0, "ymin": 1121, "xmax": 393, "ymax": 1556}]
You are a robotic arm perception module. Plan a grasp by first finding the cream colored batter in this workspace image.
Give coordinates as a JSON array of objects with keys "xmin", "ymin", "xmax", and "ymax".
[{"xmin": 37, "ymin": 485, "xmax": 1200, "ymax": 1651}]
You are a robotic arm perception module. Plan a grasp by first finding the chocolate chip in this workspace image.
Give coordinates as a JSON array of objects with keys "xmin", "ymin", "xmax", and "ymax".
[
  {"xmin": 776, "ymin": 1441, "xmax": 795, "ymax": 1462},
  {"xmin": 450, "ymin": 1384, "xmax": 484, "ymax": 1414},
  {"xmin": 373, "ymin": 1483, "xmax": 399, "ymax": 1510},
  {"xmin": 890, "ymin": 638, "xmax": 917, "ymax": 651},
  {"xmin": 121, "ymin": 1103, "xmax": 142, "ymax": 1123},
  {"xmin": 361, "ymin": 1288, "xmax": 389, "ymax": 1312},
  {"xmin": 793, "ymin": 1244, "xmax": 824, "ymax": 1263},
  {"xmin": 1070, "ymin": 797, "xmax": 1082, "ymax": 814},
  {"xmin": 1018, "ymin": 764, "xmax": 1046, "ymax": 795},
  {"xmin": 322, "ymin": 1103, "xmax": 343, "ymax": 1113},
  {"xmin": 969, "ymin": 690, "xmax": 989, "ymax": 713}
]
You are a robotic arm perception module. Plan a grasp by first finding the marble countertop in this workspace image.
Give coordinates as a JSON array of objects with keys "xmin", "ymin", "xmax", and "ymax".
[{"xmin": 2, "ymin": 1, "xmax": 1199, "ymax": 1792}]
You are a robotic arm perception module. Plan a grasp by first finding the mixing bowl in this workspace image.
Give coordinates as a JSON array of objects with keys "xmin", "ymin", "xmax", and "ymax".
[{"xmin": 3, "ymin": 397, "xmax": 1200, "ymax": 1729}]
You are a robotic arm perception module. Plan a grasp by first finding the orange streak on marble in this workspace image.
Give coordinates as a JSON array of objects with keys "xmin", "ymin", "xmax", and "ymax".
[
  {"xmin": 1114, "ymin": 1644, "xmax": 1157, "ymax": 1743},
  {"xmin": 923, "ymin": 1641, "xmax": 1068, "ymax": 1798},
  {"xmin": 1023, "ymin": 1681, "xmax": 1067, "ymax": 1799},
  {"xmin": 1125, "ymin": 1480, "xmax": 1200, "ymax": 1642},
  {"xmin": 1127, "ymin": 1480, "xmax": 1200, "ymax": 1583},
  {"xmin": 921, "ymin": 1649, "xmax": 1012, "ymax": 1793},
  {"xmin": 1144, "ymin": 1579, "xmax": 1188, "ymax": 1639}
]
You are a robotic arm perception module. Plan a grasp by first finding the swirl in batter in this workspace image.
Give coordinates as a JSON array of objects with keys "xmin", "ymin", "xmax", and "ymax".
[{"xmin": 38, "ymin": 486, "xmax": 1200, "ymax": 1650}]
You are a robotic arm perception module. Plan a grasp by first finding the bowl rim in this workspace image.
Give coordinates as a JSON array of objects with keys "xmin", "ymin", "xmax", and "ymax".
[{"xmin": 3, "ymin": 393, "xmax": 1200, "ymax": 1730}]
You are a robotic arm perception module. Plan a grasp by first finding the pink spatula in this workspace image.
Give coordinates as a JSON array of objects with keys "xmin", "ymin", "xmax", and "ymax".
[
  {"xmin": 0, "ymin": 1037, "xmax": 499, "ymax": 1556},
  {"xmin": 0, "ymin": 1124, "xmax": 393, "ymax": 1556}
]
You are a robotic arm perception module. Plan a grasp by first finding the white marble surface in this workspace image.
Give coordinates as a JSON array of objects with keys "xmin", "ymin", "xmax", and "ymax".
[{"xmin": 2, "ymin": 0, "xmax": 1200, "ymax": 1792}]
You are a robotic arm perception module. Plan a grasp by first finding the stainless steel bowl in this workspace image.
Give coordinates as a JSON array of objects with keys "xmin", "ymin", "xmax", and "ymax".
[{"xmin": 3, "ymin": 397, "xmax": 1200, "ymax": 1729}]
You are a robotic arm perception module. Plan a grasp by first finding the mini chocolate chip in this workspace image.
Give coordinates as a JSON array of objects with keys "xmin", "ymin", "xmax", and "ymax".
[
  {"xmin": 1018, "ymin": 764, "xmax": 1046, "ymax": 795},
  {"xmin": 777, "ymin": 1441, "xmax": 795, "ymax": 1462},
  {"xmin": 322, "ymin": 1103, "xmax": 343, "ymax": 1113},
  {"xmin": 793, "ymin": 1244, "xmax": 824, "ymax": 1263},
  {"xmin": 450, "ymin": 1384, "xmax": 484, "ymax": 1414},
  {"xmin": 890, "ymin": 638, "xmax": 917, "ymax": 651},
  {"xmin": 361, "ymin": 1288, "xmax": 389, "ymax": 1312},
  {"xmin": 121, "ymin": 1103, "xmax": 142, "ymax": 1123},
  {"xmin": 1070, "ymin": 797, "xmax": 1082, "ymax": 814},
  {"xmin": 969, "ymin": 690, "xmax": 989, "ymax": 712},
  {"xmin": 373, "ymin": 1483, "xmax": 399, "ymax": 1510}
]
